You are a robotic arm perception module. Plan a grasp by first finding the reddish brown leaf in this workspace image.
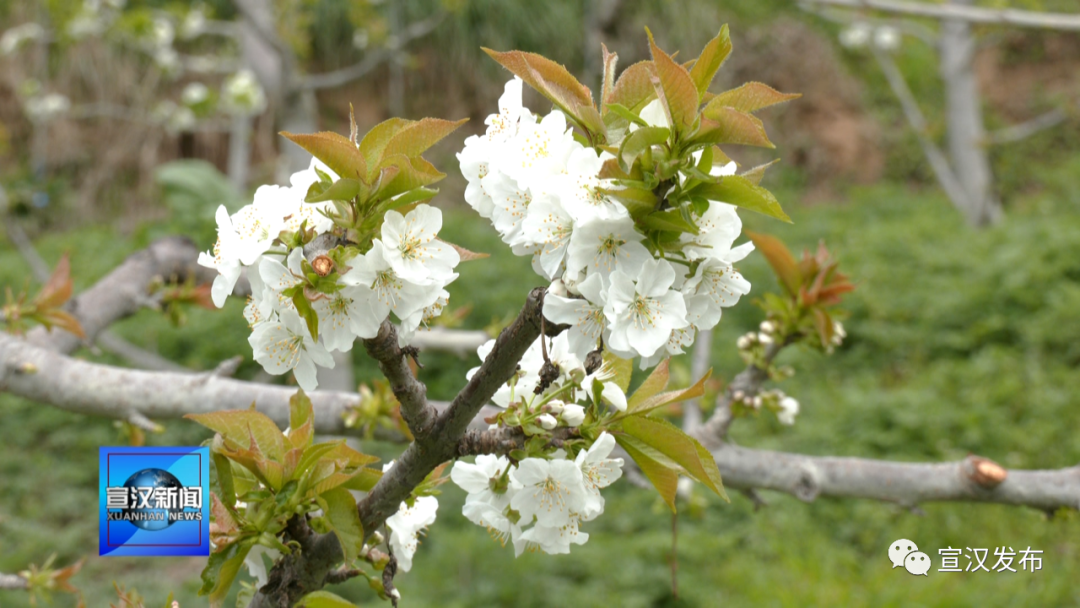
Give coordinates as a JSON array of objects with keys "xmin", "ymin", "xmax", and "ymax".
[
  {"xmin": 608, "ymin": 60, "xmax": 657, "ymax": 112},
  {"xmin": 600, "ymin": 43, "xmax": 618, "ymax": 114},
  {"xmin": 647, "ymin": 29, "xmax": 700, "ymax": 135},
  {"xmin": 694, "ymin": 109, "xmax": 774, "ymax": 148},
  {"xmin": 34, "ymin": 252, "xmax": 73, "ymax": 310},
  {"xmin": 37, "ymin": 309, "xmax": 86, "ymax": 339},
  {"xmin": 708, "ymin": 82, "xmax": 801, "ymax": 114},
  {"xmin": 746, "ymin": 231, "xmax": 801, "ymax": 296},
  {"xmin": 437, "ymin": 239, "xmax": 490, "ymax": 262},
  {"xmin": 280, "ymin": 131, "xmax": 367, "ymax": 181},
  {"xmin": 381, "ymin": 117, "xmax": 468, "ymax": 160},
  {"xmin": 358, "ymin": 117, "xmax": 413, "ymax": 178},
  {"xmin": 483, "ymin": 48, "xmax": 604, "ymax": 134}
]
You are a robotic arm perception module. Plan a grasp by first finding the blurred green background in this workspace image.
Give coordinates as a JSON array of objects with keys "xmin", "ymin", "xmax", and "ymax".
[{"xmin": 1, "ymin": 0, "xmax": 1079, "ymax": 606}]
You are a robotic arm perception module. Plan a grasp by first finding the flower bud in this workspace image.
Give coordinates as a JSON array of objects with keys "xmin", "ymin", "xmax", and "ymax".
[
  {"xmin": 736, "ymin": 336, "xmax": 752, "ymax": 350},
  {"xmin": 777, "ymin": 396, "xmax": 799, "ymax": 425},
  {"xmin": 311, "ymin": 255, "xmax": 334, "ymax": 277},
  {"xmin": 757, "ymin": 332, "xmax": 774, "ymax": 345},
  {"xmin": 545, "ymin": 399, "xmax": 565, "ymax": 415},
  {"xmin": 752, "ymin": 395, "xmax": 763, "ymax": 409},
  {"xmin": 759, "ymin": 320, "xmax": 775, "ymax": 334},
  {"xmin": 561, "ymin": 404, "xmax": 585, "ymax": 427},
  {"xmin": 548, "ymin": 279, "xmax": 568, "ymax": 297},
  {"xmin": 538, "ymin": 414, "xmax": 557, "ymax": 430},
  {"xmin": 732, "ymin": 390, "xmax": 745, "ymax": 402}
]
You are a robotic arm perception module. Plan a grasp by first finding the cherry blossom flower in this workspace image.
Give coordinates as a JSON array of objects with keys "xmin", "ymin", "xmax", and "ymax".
[
  {"xmin": 248, "ymin": 307, "xmax": 334, "ymax": 392},
  {"xmin": 517, "ymin": 515, "xmax": 589, "ymax": 555},
  {"xmin": 565, "ymin": 215, "xmax": 651, "ymax": 280},
  {"xmin": 378, "ymin": 204, "xmax": 459, "ymax": 283},
  {"xmin": 575, "ymin": 433, "xmax": 624, "ymax": 520},
  {"xmin": 386, "ymin": 495, "xmax": 438, "ymax": 572},
  {"xmin": 604, "ymin": 258, "xmax": 689, "ymax": 359},
  {"xmin": 451, "ymin": 455, "xmax": 519, "ymax": 512},
  {"xmin": 543, "ymin": 272, "xmax": 609, "ymax": 360},
  {"xmin": 510, "ymin": 459, "xmax": 587, "ymax": 528}
]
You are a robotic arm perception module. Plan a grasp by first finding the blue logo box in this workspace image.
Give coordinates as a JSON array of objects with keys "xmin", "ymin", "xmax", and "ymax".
[{"xmin": 99, "ymin": 446, "xmax": 210, "ymax": 557}]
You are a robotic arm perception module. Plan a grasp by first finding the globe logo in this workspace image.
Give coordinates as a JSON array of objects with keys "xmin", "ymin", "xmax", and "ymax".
[{"xmin": 122, "ymin": 468, "xmax": 184, "ymax": 531}]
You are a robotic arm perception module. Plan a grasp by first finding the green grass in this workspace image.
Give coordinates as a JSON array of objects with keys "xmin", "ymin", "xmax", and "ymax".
[{"xmin": 2, "ymin": 175, "xmax": 1080, "ymax": 606}]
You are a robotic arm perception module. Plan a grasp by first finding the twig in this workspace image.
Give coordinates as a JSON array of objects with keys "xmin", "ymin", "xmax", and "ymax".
[
  {"xmin": 800, "ymin": 0, "xmax": 1080, "ymax": 31},
  {"xmin": 0, "ymin": 573, "xmax": 28, "ymax": 590}
]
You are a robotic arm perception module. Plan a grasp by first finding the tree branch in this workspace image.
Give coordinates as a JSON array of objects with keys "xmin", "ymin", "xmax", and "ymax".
[
  {"xmin": 363, "ymin": 320, "xmax": 437, "ymax": 439},
  {"xmin": 0, "ymin": 573, "xmax": 27, "ymax": 590},
  {"xmin": 300, "ymin": 14, "xmax": 445, "ymax": 91},
  {"xmin": 0, "ymin": 332, "xmax": 396, "ymax": 438},
  {"xmin": 800, "ymin": 0, "xmax": 1080, "ymax": 31}
]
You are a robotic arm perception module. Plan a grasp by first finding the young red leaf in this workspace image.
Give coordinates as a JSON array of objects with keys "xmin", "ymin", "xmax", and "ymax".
[
  {"xmin": 358, "ymin": 117, "xmax": 413, "ymax": 178},
  {"xmin": 689, "ymin": 25, "xmax": 732, "ymax": 98},
  {"xmin": 280, "ymin": 131, "xmax": 366, "ymax": 181},
  {"xmin": 437, "ymin": 239, "xmax": 490, "ymax": 262},
  {"xmin": 186, "ymin": 409, "xmax": 286, "ymax": 461},
  {"xmin": 646, "ymin": 28, "xmax": 700, "ymax": 135},
  {"xmin": 600, "ymin": 43, "xmax": 619, "ymax": 114},
  {"xmin": 694, "ymin": 109, "xmax": 774, "ymax": 148},
  {"xmin": 709, "ymin": 82, "xmax": 801, "ymax": 114},
  {"xmin": 745, "ymin": 231, "xmax": 802, "ymax": 296},
  {"xmin": 33, "ymin": 252, "xmax": 74, "ymax": 310},
  {"xmin": 482, "ymin": 48, "xmax": 604, "ymax": 135},
  {"xmin": 382, "ymin": 117, "xmax": 468, "ymax": 160},
  {"xmin": 608, "ymin": 60, "xmax": 657, "ymax": 113}
]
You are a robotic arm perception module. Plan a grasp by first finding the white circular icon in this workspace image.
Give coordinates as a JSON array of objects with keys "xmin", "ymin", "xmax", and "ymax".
[
  {"xmin": 888, "ymin": 538, "xmax": 918, "ymax": 569},
  {"xmin": 905, "ymin": 551, "xmax": 931, "ymax": 576}
]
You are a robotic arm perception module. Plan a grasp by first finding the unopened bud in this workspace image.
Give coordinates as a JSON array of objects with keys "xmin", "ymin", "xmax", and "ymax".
[
  {"xmin": 561, "ymin": 404, "xmax": 585, "ymax": 427},
  {"xmin": 757, "ymin": 332, "xmax": 774, "ymax": 345},
  {"xmin": 752, "ymin": 395, "xmax": 763, "ymax": 409},
  {"xmin": 548, "ymin": 279, "xmax": 568, "ymax": 298},
  {"xmin": 732, "ymin": 390, "xmax": 745, "ymax": 402},
  {"xmin": 545, "ymin": 400, "xmax": 565, "ymax": 414},
  {"xmin": 736, "ymin": 336, "xmax": 752, "ymax": 350},
  {"xmin": 538, "ymin": 413, "xmax": 558, "ymax": 430},
  {"xmin": 760, "ymin": 320, "xmax": 775, "ymax": 334},
  {"xmin": 311, "ymin": 255, "xmax": 334, "ymax": 277}
]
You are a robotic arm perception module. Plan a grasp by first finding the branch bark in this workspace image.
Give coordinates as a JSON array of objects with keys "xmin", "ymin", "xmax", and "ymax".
[
  {"xmin": 800, "ymin": 0, "xmax": 1080, "ymax": 31},
  {"xmin": 0, "ymin": 573, "xmax": 27, "ymax": 590}
]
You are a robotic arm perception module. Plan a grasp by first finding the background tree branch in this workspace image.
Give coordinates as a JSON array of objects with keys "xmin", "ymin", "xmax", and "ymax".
[{"xmin": 799, "ymin": 0, "xmax": 1080, "ymax": 31}]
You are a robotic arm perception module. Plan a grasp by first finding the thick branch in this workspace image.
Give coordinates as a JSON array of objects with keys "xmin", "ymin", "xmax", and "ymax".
[
  {"xmin": 800, "ymin": 0, "xmax": 1080, "ymax": 31},
  {"xmin": 0, "ymin": 332, "xmax": 386, "ymax": 438},
  {"xmin": 713, "ymin": 446, "xmax": 1080, "ymax": 511},
  {"xmin": 363, "ymin": 320, "xmax": 437, "ymax": 439},
  {"xmin": 697, "ymin": 342, "xmax": 783, "ymax": 443},
  {"xmin": 25, "ymin": 236, "xmax": 220, "ymax": 354},
  {"xmin": 0, "ymin": 573, "xmax": 27, "ymax": 590}
]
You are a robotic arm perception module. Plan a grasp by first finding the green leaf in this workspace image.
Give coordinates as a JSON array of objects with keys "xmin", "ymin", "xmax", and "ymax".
[
  {"xmin": 605, "ymin": 103, "xmax": 649, "ymax": 127},
  {"xmin": 693, "ymin": 110, "xmax": 774, "ymax": 148},
  {"xmin": 602, "ymin": 349, "xmax": 633, "ymax": 393},
  {"xmin": 280, "ymin": 132, "xmax": 365, "ymax": 181},
  {"xmin": 304, "ymin": 178, "xmax": 361, "ymax": 204},
  {"xmin": 199, "ymin": 539, "xmax": 253, "ymax": 607},
  {"xmin": 382, "ymin": 117, "xmax": 468, "ymax": 159},
  {"xmin": 615, "ymin": 434, "xmax": 680, "ymax": 512},
  {"xmin": 358, "ymin": 117, "xmax": 413, "ymax": 178},
  {"xmin": 339, "ymin": 467, "xmax": 383, "ymax": 493},
  {"xmin": 317, "ymin": 488, "xmax": 364, "ymax": 566},
  {"xmin": 691, "ymin": 176, "xmax": 791, "ymax": 223},
  {"xmin": 646, "ymin": 28, "xmax": 700, "ymax": 136},
  {"xmin": 212, "ymin": 451, "xmax": 236, "ymax": 508},
  {"xmin": 740, "ymin": 159, "xmax": 780, "ymax": 187},
  {"xmin": 482, "ymin": 48, "xmax": 604, "ymax": 136},
  {"xmin": 292, "ymin": 290, "xmax": 320, "ymax": 341},
  {"xmin": 377, "ymin": 187, "xmax": 438, "ymax": 215},
  {"xmin": 621, "ymin": 416, "xmax": 727, "ymax": 501},
  {"xmin": 296, "ymin": 591, "xmax": 362, "ymax": 608},
  {"xmin": 627, "ymin": 359, "xmax": 670, "ymax": 410},
  {"xmin": 600, "ymin": 43, "xmax": 618, "ymax": 115},
  {"xmin": 689, "ymin": 25, "xmax": 732, "ymax": 99},
  {"xmin": 627, "ymin": 369, "xmax": 711, "ymax": 415},
  {"xmin": 618, "ymin": 126, "xmax": 669, "ymax": 173},
  {"xmin": 186, "ymin": 410, "xmax": 285, "ymax": 462},
  {"xmin": 598, "ymin": 186, "xmax": 657, "ymax": 220},
  {"xmin": 376, "ymin": 154, "xmax": 446, "ymax": 200},
  {"xmin": 608, "ymin": 60, "xmax": 657, "ymax": 113},
  {"xmin": 293, "ymin": 440, "xmax": 346, "ymax": 482},
  {"xmin": 709, "ymin": 82, "xmax": 801, "ymax": 114},
  {"xmin": 640, "ymin": 208, "xmax": 699, "ymax": 235}
]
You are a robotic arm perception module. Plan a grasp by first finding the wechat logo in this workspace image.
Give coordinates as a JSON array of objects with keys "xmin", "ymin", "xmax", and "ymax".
[{"xmin": 889, "ymin": 539, "xmax": 930, "ymax": 576}]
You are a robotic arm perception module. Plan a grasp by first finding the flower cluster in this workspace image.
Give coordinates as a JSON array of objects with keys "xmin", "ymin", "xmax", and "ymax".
[
  {"xmin": 451, "ymin": 432, "xmax": 623, "ymax": 556},
  {"xmin": 199, "ymin": 159, "xmax": 460, "ymax": 391},
  {"xmin": 383, "ymin": 462, "xmax": 439, "ymax": 572},
  {"xmin": 459, "ymin": 78, "xmax": 753, "ymax": 368}
]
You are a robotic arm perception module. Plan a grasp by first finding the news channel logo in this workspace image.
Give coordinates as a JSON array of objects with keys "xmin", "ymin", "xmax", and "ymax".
[{"xmin": 99, "ymin": 446, "xmax": 210, "ymax": 557}]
